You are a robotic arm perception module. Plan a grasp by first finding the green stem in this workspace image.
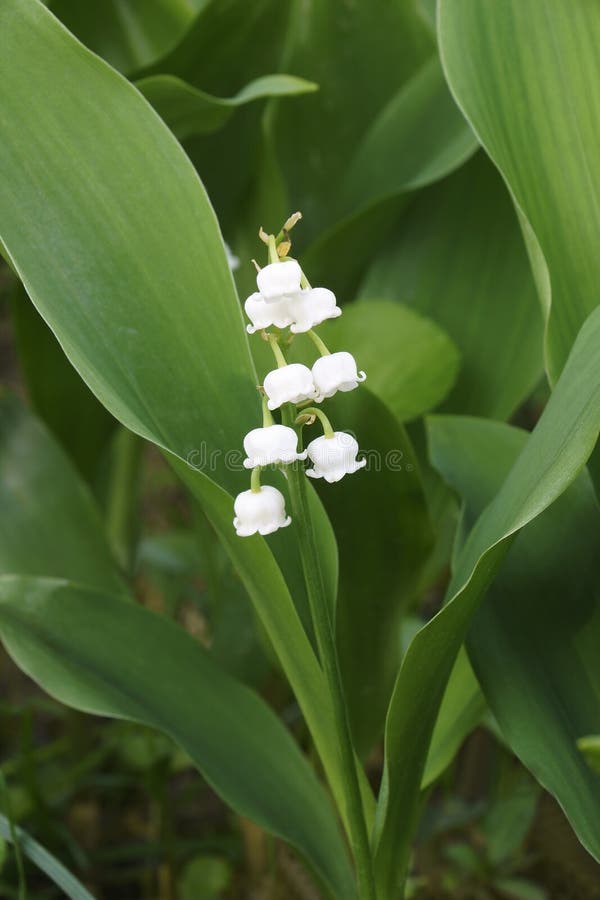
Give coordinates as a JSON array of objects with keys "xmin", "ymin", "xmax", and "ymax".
[
  {"xmin": 307, "ymin": 329, "xmax": 331, "ymax": 356},
  {"xmin": 267, "ymin": 234, "xmax": 279, "ymax": 265},
  {"xmin": 282, "ymin": 405, "xmax": 377, "ymax": 900},
  {"xmin": 267, "ymin": 333, "xmax": 288, "ymax": 368},
  {"xmin": 105, "ymin": 426, "xmax": 142, "ymax": 573},
  {"xmin": 296, "ymin": 406, "xmax": 335, "ymax": 438},
  {"xmin": 251, "ymin": 466, "xmax": 262, "ymax": 493},
  {"xmin": 262, "ymin": 394, "xmax": 274, "ymax": 428}
]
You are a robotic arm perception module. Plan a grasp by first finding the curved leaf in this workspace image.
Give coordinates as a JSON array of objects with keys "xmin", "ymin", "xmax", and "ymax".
[
  {"xmin": 359, "ymin": 153, "xmax": 543, "ymax": 420},
  {"xmin": 438, "ymin": 0, "xmax": 600, "ymax": 380},
  {"xmin": 373, "ymin": 305, "xmax": 600, "ymax": 896},
  {"xmin": 0, "ymin": 0, "xmax": 350, "ymax": 837},
  {"xmin": 0, "ymin": 811, "xmax": 94, "ymax": 900},
  {"xmin": 0, "ymin": 394, "xmax": 122, "ymax": 594},
  {"xmin": 136, "ymin": 73, "xmax": 318, "ymax": 141},
  {"xmin": 428, "ymin": 415, "xmax": 600, "ymax": 861},
  {"xmin": 0, "ymin": 576, "xmax": 355, "ymax": 899}
]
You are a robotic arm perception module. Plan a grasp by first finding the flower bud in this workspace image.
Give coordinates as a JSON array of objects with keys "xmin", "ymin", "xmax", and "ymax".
[
  {"xmin": 289, "ymin": 288, "xmax": 342, "ymax": 333},
  {"xmin": 233, "ymin": 485, "xmax": 291, "ymax": 536},
  {"xmin": 245, "ymin": 292, "xmax": 292, "ymax": 334},
  {"xmin": 263, "ymin": 364, "xmax": 317, "ymax": 410},
  {"xmin": 243, "ymin": 424, "xmax": 307, "ymax": 468},
  {"xmin": 257, "ymin": 260, "xmax": 302, "ymax": 301},
  {"xmin": 305, "ymin": 432, "xmax": 366, "ymax": 483},
  {"xmin": 312, "ymin": 351, "xmax": 366, "ymax": 401}
]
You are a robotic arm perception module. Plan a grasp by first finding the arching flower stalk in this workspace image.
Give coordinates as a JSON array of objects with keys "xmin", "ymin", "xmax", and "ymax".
[{"xmin": 233, "ymin": 212, "xmax": 367, "ymax": 537}]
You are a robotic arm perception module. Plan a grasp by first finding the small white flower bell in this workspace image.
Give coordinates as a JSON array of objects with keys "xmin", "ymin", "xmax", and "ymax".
[
  {"xmin": 233, "ymin": 485, "xmax": 291, "ymax": 536},
  {"xmin": 289, "ymin": 288, "xmax": 342, "ymax": 334},
  {"xmin": 243, "ymin": 424, "xmax": 307, "ymax": 468},
  {"xmin": 257, "ymin": 260, "xmax": 302, "ymax": 301},
  {"xmin": 225, "ymin": 242, "xmax": 239, "ymax": 271},
  {"xmin": 312, "ymin": 351, "xmax": 366, "ymax": 401},
  {"xmin": 305, "ymin": 432, "xmax": 366, "ymax": 483},
  {"xmin": 245, "ymin": 292, "xmax": 292, "ymax": 334},
  {"xmin": 263, "ymin": 364, "xmax": 317, "ymax": 410}
]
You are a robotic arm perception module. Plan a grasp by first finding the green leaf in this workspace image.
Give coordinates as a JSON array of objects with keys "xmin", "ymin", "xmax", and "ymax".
[
  {"xmin": 438, "ymin": 0, "xmax": 600, "ymax": 381},
  {"xmin": 271, "ymin": 0, "xmax": 433, "ymax": 241},
  {"xmin": 49, "ymin": 0, "xmax": 202, "ymax": 74},
  {"xmin": 422, "ymin": 647, "xmax": 485, "ymax": 788},
  {"xmin": 316, "ymin": 300, "xmax": 460, "ymax": 424},
  {"xmin": 0, "ymin": 395, "xmax": 123, "ymax": 594},
  {"xmin": 338, "ymin": 56, "xmax": 477, "ymax": 219},
  {"xmin": 373, "ymin": 305, "xmax": 600, "ymax": 896},
  {"xmin": 0, "ymin": 576, "xmax": 355, "ymax": 899},
  {"xmin": 0, "ymin": 0, "xmax": 350, "ymax": 843},
  {"xmin": 493, "ymin": 878, "xmax": 548, "ymax": 900},
  {"xmin": 10, "ymin": 284, "xmax": 116, "ymax": 482},
  {"xmin": 136, "ymin": 73, "xmax": 318, "ymax": 141},
  {"xmin": 359, "ymin": 153, "xmax": 543, "ymax": 420},
  {"xmin": 429, "ymin": 414, "xmax": 600, "ymax": 867},
  {"xmin": 179, "ymin": 855, "xmax": 231, "ymax": 900},
  {"xmin": 0, "ymin": 812, "xmax": 94, "ymax": 900}
]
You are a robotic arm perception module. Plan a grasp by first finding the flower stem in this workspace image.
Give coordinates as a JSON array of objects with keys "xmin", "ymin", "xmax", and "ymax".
[
  {"xmin": 261, "ymin": 394, "xmax": 274, "ymax": 428},
  {"xmin": 267, "ymin": 234, "xmax": 279, "ymax": 265},
  {"xmin": 307, "ymin": 329, "xmax": 331, "ymax": 356},
  {"xmin": 250, "ymin": 466, "xmax": 262, "ymax": 493},
  {"xmin": 282, "ymin": 404, "xmax": 377, "ymax": 900},
  {"xmin": 267, "ymin": 333, "xmax": 287, "ymax": 368},
  {"xmin": 296, "ymin": 406, "xmax": 335, "ymax": 438}
]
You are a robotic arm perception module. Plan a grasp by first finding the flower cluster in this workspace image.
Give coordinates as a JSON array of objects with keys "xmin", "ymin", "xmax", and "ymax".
[{"xmin": 233, "ymin": 215, "xmax": 367, "ymax": 537}]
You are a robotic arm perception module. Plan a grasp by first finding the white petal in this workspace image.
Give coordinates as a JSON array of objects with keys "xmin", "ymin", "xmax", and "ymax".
[{"xmin": 257, "ymin": 260, "xmax": 302, "ymax": 301}]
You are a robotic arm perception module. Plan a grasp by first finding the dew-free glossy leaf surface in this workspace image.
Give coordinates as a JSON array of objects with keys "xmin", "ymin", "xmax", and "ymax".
[
  {"xmin": 429, "ymin": 415, "xmax": 600, "ymax": 863},
  {"xmin": 0, "ymin": 0, "xmax": 347, "ymax": 835},
  {"xmin": 360, "ymin": 153, "xmax": 543, "ymax": 419},
  {"xmin": 0, "ymin": 577, "xmax": 355, "ymax": 899},
  {"xmin": 136, "ymin": 73, "xmax": 317, "ymax": 141},
  {"xmin": 374, "ymin": 306, "xmax": 600, "ymax": 896},
  {"xmin": 438, "ymin": 0, "xmax": 600, "ymax": 380},
  {"xmin": 0, "ymin": 395, "xmax": 122, "ymax": 594}
]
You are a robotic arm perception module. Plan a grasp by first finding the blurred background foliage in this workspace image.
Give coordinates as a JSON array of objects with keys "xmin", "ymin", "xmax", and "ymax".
[{"xmin": 0, "ymin": 0, "xmax": 599, "ymax": 897}]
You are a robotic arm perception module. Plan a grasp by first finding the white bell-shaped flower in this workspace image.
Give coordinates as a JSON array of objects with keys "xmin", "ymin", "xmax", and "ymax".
[
  {"xmin": 305, "ymin": 432, "xmax": 366, "ymax": 483},
  {"xmin": 243, "ymin": 424, "xmax": 307, "ymax": 468},
  {"xmin": 233, "ymin": 485, "xmax": 291, "ymax": 536},
  {"xmin": 263, "ymin": 364, "xmax": 317, "ymax": 410},
  {"xmin": 257, "ymin": 260, "xmax": 302, "ymax": 302},
  {"xmin": 312, "ymin": 351, "xmax": 366, "ymax": 401},
  {"xmin": 289, "ymin": 288, "xmax": 342, "ymax": 333},
  {"xmin": 245, "ymin": 292, "xmax": 292, "ymax": 334}
]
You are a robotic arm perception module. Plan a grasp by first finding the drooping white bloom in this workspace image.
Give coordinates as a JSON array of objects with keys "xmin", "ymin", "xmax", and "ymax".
[
  {"xmin": 257, "ymin": 260, "xmax": 302, "ymax": 301},
  {"xmin": 233, "ymin": 485, "xmax": 291, "ymax": 536},
  {"xmin": 243, "ymin": 424, "xmax": 307, "ymax": 469},
  {"xmin": 244, "ymin": 292, "xmax": 293, "ymax": 334},
  {"xmin": 312, "ymin": 351, "xmax": 366, "ymax": 401},
  {"xmin": 263, "ymin": 364, "xmax": 317, "ymax": 410},
  {"xmin": 305, "ymin": 432, "xmax": 366, "ymax": 483},
  {"xmin": 289, "ymin": 287, "xmax": 342, "ymax": 334},
  {"xmin": 225, "ymin": 242, "xmax": 240, "ymax": 271}
]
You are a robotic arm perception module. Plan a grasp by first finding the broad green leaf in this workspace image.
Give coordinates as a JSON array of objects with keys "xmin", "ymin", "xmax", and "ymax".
[
  {"xmin": 338, "ymin": 57, "xmax": 477, "ymax": 219},
  {"xmin": 359, "ymin": 153, "xmax": 543, "ymax": 420},
  {"xmin": 438, "ymin": 0, "xmax": 600, "ymax": 380},
  {"xmin": 136, "ymin": 73, "xmax": 318, "ymax": 141},
  {"xmin": 315, "ymin": 300, "xmax": 460, "ymax": 424},
  {"xmin": 428, "ymin": 415, "xmax": 600, "ymax": 867},
  {"xmin": 0, "ymin": 395, "xmax": 122, "ymax": 594},
  {"xmin": 49, "ymin": 0, "xmax": 202, "ymax": 74},
  {"xmin": 10, "ymin": 285, "xmax": 115, "ymax": 481},
  {"xmin": 0, "ymin": 812, "xmax": 94, "ymax": 900},
  {"xmin": 422, "ymin": 647, "xmax": 485, "ymax": 788},
  {"xmin": 374, "ymin": 306, "xmax": 600, "ymax": 897},
  {"xmin": 271, "ymin": 0, "xmax": 433, "ymax": 241},
  {"xmin": 313, "ymin": 389, "xmax": 434, "ymax": 755},
  {"xmin": 0, "ymin": 577, "xmax": 355, "ymax": 899},
  {"xmin": 0, "ymin": 0, "xmax": 351, "ymax": 838}
]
